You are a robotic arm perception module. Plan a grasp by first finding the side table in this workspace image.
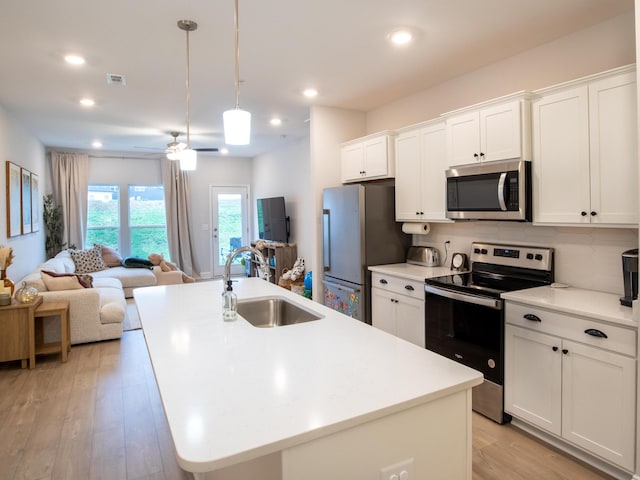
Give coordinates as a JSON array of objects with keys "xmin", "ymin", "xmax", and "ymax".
[
  {"xmin": 0, "ymin": 296, "xmax": 43, "ymax": 368},
  {"xmin": 33, "ymin": 301, "xmax": 71, "ymax": 368}
]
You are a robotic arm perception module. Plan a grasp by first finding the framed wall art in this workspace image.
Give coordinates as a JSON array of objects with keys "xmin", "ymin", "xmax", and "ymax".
[
  {"xmin": 30, "ymin": 172, "xmax": 39, "ymax": 232},
  {"xmin": 6, "ymin": 161, "xmax": 21, "ymax": 237},
  {"xmin": 21, "ymin": 168, "xmax": 32, "ymax": 234}
]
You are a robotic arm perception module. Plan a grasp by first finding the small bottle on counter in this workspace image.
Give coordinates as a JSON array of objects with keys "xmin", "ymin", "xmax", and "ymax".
[{"xmin": 221, "ymin": 286, "xmax": 238, "ymax": 321}]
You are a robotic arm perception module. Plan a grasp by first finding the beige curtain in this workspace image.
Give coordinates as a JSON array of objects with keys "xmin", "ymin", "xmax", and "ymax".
[
  {"xmin": 51, "ymin": 151, "xmax": 89, "ymax": 250},
  {"xmin": 161, "ymin": 159, "xmax": 198, "ymax": 277}
]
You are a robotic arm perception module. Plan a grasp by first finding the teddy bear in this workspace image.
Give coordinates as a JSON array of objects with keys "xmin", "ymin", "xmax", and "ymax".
[{"xmin": 147, "ymin": 253, "xmax": 195, "ymax": 283}]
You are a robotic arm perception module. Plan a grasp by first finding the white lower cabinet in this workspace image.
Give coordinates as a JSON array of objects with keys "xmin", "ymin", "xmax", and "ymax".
[
  {"xmin": 371, "ymin": 273, "xmax": 424, "ymax": 348},
  {"xmin": 505, "ymin": 302, "xmax": 636, "ymax": 472}
]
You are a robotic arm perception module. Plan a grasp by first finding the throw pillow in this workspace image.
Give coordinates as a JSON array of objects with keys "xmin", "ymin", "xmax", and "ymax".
[
  {"xmin": 95, "ymin": 244, "xmax": 122, "ymax": 267},
  {"xmin": 41, "ymin": 270, "xmax": 94, "ymax": 291},
  {"xmin": 70, "ymin": 245, "xmax": 108, "ymax": 274}
]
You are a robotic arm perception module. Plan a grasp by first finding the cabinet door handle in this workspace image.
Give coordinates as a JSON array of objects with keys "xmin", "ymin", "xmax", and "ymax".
[
  {"xmin": 379, "ymin": 278, "xmax": 388, "ymax": 284},
  {"xmin": 590, "ymin": 211, "xmax": 597, "ymax": 216},
  {"xmin": 404, "ymin": 285, "xmax": 415, "ymax": 291},
  {"xmin": 479, "ymin": 152, "xmax": 485, "ymax": 158},
  {"xmin": 552, "ymin": 346, "xmax": 559, "ymax": 352},
  {"xmin": 562, "ymin": 348, "xmax": 569, "ymax": 355},
  {"xmin": 581, "ymin": 211, "xmax": 588, "ymax": 216},
  {"xmin": 584, "ymin": 328, "xmax": 608, "ymax": 339},
  {"xmin": 473, "ymin": 153, "xmax": 479, "ymax": 158},
  {"xmin": 523, "ymin": 313, "xmax": 541, "ymax": 322}
]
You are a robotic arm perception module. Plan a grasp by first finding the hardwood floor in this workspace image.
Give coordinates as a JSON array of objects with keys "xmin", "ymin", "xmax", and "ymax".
[{"xmin": 0, "ymin": 330, "xmax": 616, "ymax": 480}]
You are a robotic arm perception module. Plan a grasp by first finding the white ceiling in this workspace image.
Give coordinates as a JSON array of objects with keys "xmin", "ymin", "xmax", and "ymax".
[{"xmin": 0, "ymin": 0, "xmax": 633, "ymax": 158}]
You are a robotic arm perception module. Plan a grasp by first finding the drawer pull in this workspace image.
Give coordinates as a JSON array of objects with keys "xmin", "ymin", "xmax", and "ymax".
[
  {"xmin": 379, "ymin": 279, "xmax": 388, "ymax": 284},
  {"xmin": 523, "ymin": 313, "xmax": 541, "ymax": 322},
  {"xmin": 404, "ymin": 285, "xmax": 415, "ymax": 291},
  {"xmin": 584, "ymin": 328, "xmax": 608, "ymax": 339}
]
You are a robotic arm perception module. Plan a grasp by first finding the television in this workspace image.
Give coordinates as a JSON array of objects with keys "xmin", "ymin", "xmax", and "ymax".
[{"xmin": 256, "ymin": 196, "xmax": 289, "ymax": 243}]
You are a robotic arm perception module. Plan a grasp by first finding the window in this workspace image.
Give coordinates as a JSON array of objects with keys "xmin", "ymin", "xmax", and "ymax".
[
  {"xmin": 87, "ymin": 184, "xmax": 120, "ymax": 249},
  {"xmin": 86, "ymin": 184, "xmax": 170, "ymax": 259},
  {"xmin": 128, "ymin": 185, "xmax": 170, "ymax": 259}
]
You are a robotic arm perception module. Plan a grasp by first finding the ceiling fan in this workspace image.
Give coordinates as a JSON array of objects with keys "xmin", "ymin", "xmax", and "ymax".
[{"xmin": 165, "ymin": 131, "xmax": 219, "ymax": 156}]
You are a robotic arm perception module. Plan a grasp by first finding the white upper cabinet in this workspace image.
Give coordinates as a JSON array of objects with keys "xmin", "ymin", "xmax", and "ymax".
[
  {"xmin": 446, "ymin": 97, "xmax": 530, "ymax": 166},
  {"xmin": 533, "ymin": 67, "xmax": 637, "ymax": 226},
  {"xmin": 341, "ymin": 131, "xmax": 395, "ymax": 183},
  {"xmin": 395, "ymin": 121, "xmax": 449, "ymax": 222}
]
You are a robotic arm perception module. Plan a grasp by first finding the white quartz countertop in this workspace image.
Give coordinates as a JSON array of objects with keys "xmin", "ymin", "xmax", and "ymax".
[
  {"xmin": 368, "ymin": 263, "xmax": 458, "ymax": 282},
  {"xmin": 501, "ymin": 286, "xmax": 636, "ymax": 328},
  {"xmin": 134, "ymin": 279, "xmax": 483, "ymax": 473}
]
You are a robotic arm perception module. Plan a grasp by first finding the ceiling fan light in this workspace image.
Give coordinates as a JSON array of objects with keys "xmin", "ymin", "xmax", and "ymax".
[
  {"xmin": 223, "ymin": 108, "xmax": 251, "ymax": 145},
  {"xmin": 167, "ymin": 151, "xmax": 181, "ymax": 160},
  {"xmin": 179, "ymin": 149, "xmax": 197, "ymax": 170}
]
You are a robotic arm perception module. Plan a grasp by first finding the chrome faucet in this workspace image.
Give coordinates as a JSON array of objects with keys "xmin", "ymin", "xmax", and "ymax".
[{"xmin": 223, "ymin": 246, "xmax": 270, "ymax": 293}]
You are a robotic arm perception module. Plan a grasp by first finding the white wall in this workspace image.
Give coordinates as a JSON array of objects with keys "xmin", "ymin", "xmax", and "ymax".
[
  {"xmin": 309, "ymin": 106, "xmax": 367, "ymax": 299},
  {"xmin": 0, "ymin": 104, "xmax": 47, "ymax": 282},
  {"xmin": 367, "ymin": 12, "xmax": 635, "ymax": 132},
  {"xmin": 252, "ymin": 137, "xmax": 312, "ymax": 268},
  {"xmin": 360, "ymin": 11, "xmax": 637, "ymax": 297}
]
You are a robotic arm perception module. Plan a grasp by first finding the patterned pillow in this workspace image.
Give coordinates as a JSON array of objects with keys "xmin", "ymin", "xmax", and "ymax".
[{"xmin": 70, "ymin": 245, "xmax": 108, "ymax": 274}]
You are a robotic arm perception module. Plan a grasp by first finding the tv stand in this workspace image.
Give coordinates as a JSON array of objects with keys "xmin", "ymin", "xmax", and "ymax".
[{"xmin": 249, "ymin": 242, "xmax": 297, "ymax": 284}]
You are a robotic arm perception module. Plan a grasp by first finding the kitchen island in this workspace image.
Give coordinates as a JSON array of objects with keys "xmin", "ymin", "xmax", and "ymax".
[{"xmin": 134, "ymin": 278, "xmax": 483, "ymax": 480}]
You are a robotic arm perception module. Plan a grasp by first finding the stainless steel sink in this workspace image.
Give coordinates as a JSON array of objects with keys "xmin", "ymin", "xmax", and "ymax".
[{"xmin": 237, "ymin": 296, "xmax": 323, "ymax": 328}]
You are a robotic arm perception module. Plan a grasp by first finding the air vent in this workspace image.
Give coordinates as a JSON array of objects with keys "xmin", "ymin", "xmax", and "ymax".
[{"xmin": 106, "ymin": 73, "xmax": 126, "ymax": 86}]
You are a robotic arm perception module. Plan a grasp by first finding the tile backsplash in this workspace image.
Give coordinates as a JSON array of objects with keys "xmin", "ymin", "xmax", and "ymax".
[{"xmin": 414, "ymin": 222, "xmax": 638, "ymax": 296}]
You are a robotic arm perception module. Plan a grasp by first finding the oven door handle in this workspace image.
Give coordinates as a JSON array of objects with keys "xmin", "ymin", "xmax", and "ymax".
[{"xmin": 425, "ymin": 284, "xmax": 503, "ymax": 310}]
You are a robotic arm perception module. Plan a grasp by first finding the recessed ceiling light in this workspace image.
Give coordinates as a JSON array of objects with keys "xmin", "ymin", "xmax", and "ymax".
[
  {"xmin": 92, "ymin": 141, "xmax": 102, "ymax": 148},
  {"xmin": 80, "ymin": 98, "xmax": 95, "ymax": 107},
  {"xmin": 220, "ymin": 147, "xmax": 229, "ymax": 155},
  {"xmin": 389, "ymin": 29, "xmax": 413, "ymax": 46},
  {"xmin": 303, "ymin": 88, "xmax": 318, "ymax": 98},
  {"xmin": 64, "ymin": 54, "xmax": 86, "ymax": 65},
  {"xmin": 270, "ymin": 118, "xmax": 282, "ymax": 126}
]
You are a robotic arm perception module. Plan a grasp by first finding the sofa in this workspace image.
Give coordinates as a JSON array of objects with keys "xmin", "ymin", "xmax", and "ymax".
[{"xmin": 17, "ymin": 248, "xmax": 184, "ymax": 345}]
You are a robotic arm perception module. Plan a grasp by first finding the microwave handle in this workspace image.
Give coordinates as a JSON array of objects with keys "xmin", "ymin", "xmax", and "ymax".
[{"xmin": 497, "ymin": 172, "xmax": 507, "ymax": 211}]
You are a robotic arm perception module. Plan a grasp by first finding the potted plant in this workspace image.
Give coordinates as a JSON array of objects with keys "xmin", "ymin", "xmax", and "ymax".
[{"xmin": 43, "ymin": 194, "xmax": 66, "ymax": 258}]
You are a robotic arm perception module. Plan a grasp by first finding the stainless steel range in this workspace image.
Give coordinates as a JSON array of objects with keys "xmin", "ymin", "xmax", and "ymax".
[{"xmin": 424, "ymin": 242, "xmax": 554, "ymax": 424}]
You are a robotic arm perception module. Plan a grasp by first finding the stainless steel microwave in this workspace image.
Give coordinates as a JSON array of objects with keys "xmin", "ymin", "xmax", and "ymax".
[{"xmin": 445, "ymin": 159, "xmax": 531, "ymax": 221}]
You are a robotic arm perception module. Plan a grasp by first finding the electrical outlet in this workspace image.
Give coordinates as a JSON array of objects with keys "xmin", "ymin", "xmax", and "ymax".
[{"xmin": 380, "ymin": 458, "xmax": 414, "ymax": 480}]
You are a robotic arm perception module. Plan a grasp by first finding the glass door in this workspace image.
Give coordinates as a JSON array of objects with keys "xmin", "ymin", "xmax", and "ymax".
[{"xmin": 210, "ymin": 186, "xmax": 249, "ymax": 278}]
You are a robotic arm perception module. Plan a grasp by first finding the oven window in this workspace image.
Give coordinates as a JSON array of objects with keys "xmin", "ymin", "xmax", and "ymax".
[{"xmin": 425, "ymin": 292, "xmax": 503, "ymax": 384}]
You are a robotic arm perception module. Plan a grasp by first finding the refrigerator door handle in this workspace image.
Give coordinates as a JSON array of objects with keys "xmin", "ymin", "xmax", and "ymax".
[{"xmin": 323, "ymin": 208, "xmax": 330, "ymax": 272}]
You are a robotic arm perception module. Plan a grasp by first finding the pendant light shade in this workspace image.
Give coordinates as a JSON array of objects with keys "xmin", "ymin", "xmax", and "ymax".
[
  {"xmin": 224, "ymin": 0, "xmax": 251, "ymax": 146},
  {"xmin": 223, "ymin": 108, "xmax": 251, "ymax": 145},
  {"xmin": 179, "ymin": 148, "xmax": 197, "ymax": 171},
  {"xmin": 177, "ymin": 19, "xmax": 198, "ymax": 170}
]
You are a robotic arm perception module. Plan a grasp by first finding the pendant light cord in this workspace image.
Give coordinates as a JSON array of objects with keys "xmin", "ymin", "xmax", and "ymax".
[
  {"xmin": 185, "ymin": 28, "xmax": 192, "ymax": 147},
  {"xmin": 234, "ymin": 0, "xmax": 241, "ymax": 109}
]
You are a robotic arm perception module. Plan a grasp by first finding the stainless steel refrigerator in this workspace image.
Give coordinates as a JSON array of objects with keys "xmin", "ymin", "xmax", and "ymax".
[{"xmin": 322, "ymin": 183, "xmax": 410, "ymax": 324}]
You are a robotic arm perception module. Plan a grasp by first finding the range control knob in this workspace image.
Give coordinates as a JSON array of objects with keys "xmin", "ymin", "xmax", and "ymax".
[
  {"xmin": 526, "ymin": 253, "xmax": 534, "ymax": 260},
  {"xmin": 474, "ymin": 248, "xmax": 481, "ymax": 254},
  {"xmin": 535, "ymin": 254, "xmax": 543, "ymax": 261},
  {"xmin": 481, "ymin": 249, "xmax": 488, "ymax": 254}
]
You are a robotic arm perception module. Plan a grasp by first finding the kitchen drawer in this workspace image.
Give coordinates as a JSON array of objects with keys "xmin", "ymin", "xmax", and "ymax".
[
  {"xmin": 506, "ymin": 301, "xmax": 636, "ymax": 357},
  {"xmin": 371, "ymin": 272, "xmax": 424, "ymax": 301}
]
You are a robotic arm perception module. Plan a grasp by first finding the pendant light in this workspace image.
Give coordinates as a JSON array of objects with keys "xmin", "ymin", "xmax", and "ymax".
[
  {"xmin": 177, "ymin": 20, "xmax": 197, "ymax": 170},
  {"xmin": 223, "ymin": 0, "xmax": 251, "ymax": 145}
]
